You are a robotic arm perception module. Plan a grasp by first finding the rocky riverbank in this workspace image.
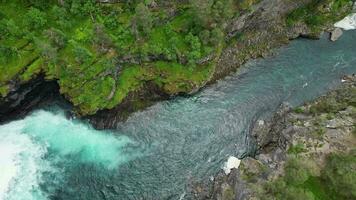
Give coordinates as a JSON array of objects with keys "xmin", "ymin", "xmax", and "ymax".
[
  {"xmin": 0, "ymin": 0, "xmax": 353, "ymax": 129},
  {"xmin": 191, "ymin": 75, "xmax": 356, "ymax": 200}
]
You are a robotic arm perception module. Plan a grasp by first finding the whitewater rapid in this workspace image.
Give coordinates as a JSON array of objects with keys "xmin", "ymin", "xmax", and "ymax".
[
  {"xmin": 0, "ymin": 122, "xmax": 51, "ymax": 200},
  {"xmin": 0, "ymin": 110, "xmax": 139, "ymax": 200},
  {"xmin": 1, "ymin": 31, "xmax": 356, "ymax": 199}
]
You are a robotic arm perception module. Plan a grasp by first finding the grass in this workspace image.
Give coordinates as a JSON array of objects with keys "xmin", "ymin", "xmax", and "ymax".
[
  {"xmin": 303, "ymin": 177, "xmax": 330, "ymax": 200},
  {"xmin": 288, "ymin": 143, "xmax": 307, "ymax": 154}
]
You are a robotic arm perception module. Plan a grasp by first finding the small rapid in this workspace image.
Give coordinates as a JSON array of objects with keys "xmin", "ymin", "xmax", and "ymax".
[{"xmin": 1, "ymin": 32, "xmax": 356, "ymax": 199}]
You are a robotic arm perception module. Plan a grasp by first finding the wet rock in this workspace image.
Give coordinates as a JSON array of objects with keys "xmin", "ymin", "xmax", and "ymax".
[
  {"xmin": 330, "ymin": 28, "xmax": 343, "ymax": 41},
  {"xmin": 0, "ymin": 75, "xmax": 69, "ymax": 124}
]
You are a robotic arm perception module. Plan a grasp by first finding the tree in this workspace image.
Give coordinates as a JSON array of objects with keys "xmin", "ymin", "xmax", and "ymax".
[
  {"xmin": 0, "ymin": 46, "xmax": 18, "ymax": 64},
  {"xmin": 210, "ymin": 27, "xmax": 224, "ymax": 45},
  {"xmin": 25, "ymin": 0, "xmax": 51, "ymax": 10},
  {"xmin": 189, "ymin": 0, "xmax": 214, "ymax": 28},
  {"xmin": 322, "ymin": 153, "xmax": 356, "ymax": 199},
  {"xmin": 185, "ymin": 32, "xmax": 202, "ymax": 64},
  {"xmin": 132, "ymin": 3, "xmax": 153, "ymax": 37},
  {"xmin": 0, "ymin": 19, "xmax": 21, "ymax": 39},
  {"xmin": 24, "ymin": 8, "xmax": 47, "ymax": 30},
  {"xmin": 212, "ymin": 0, "xmax": 234, "ymax": 23},
  {"xmin": 45, "ymin": 28, "xmax": 67, "ymax": 49},
  {"xmin": 73, "ymin": 45, "xmax": 93, "ymax": 64},
  {"xmin": 93, "ymin": 24, "xmax": 113, "ymax": 53}
]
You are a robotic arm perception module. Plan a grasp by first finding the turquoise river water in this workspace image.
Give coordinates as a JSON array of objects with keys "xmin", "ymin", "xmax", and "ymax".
[{"xmin": 1, "ymin": 32, "xmax": 356, "ymax": 200}]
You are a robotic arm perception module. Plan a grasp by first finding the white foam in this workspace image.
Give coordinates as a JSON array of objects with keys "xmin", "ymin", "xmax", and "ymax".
[
  {"xmin": 0, "ymin": 122, "xmax": 51, "ymax": 200},
  {"xmin": 0, "ymin": 110, "xmax": 139, "ymax": 199},
  {"xmin": 334, "ymin": 13, "xmax": 356, "ymax": 30}
]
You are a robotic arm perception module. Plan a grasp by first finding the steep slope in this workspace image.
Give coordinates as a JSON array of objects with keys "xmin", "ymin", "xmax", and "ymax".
[{"xmin": 0, "ymin": 0, "xmax": 353, "ymax": 128}]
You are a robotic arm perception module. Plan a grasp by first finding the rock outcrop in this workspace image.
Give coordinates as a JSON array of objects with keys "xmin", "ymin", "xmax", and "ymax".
[
  {"xmin": 0, "ymin": 0, "xmax": 352, "ymax": 129},
  {"xmin": 0, "ymin": 75, "xmax": 69, "ymax": 123},
  {"xmin": 192, "ymin": 75, "xmax": 356, "ymax": 200}
]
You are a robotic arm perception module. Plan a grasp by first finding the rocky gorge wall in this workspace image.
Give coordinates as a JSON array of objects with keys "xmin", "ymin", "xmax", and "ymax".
[
  {"xmin": 0, "ymin": 0, "xmax": 353, "ymax": 129},
  {"xmin": 191, "ymin": 75, "xmax": 356, "ymax": 200}
]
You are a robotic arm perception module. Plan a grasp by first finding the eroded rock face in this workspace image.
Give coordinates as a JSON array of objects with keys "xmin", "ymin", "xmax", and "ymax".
[
  {"xmin": 0, "ymin": 75, "xmax": 68, "ymax": 124},
  {"xmin": 0, "ymin": 0, "xmax": 352, "ymax": 129},
  {"xmin": 193, "ymin": 76, "xmax": 356, "ymax": 200}
]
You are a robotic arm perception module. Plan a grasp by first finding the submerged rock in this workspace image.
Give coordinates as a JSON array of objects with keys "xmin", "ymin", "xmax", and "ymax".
[{"xmin": 330, "ymin": 28, "xmax": 343, "ymax": 41}]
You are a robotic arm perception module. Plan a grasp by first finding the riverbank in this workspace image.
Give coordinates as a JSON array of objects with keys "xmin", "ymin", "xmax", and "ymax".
[
  {"xmin": 1, "ymin": 27, "xmax": 356, "ymax": 199},
  {"xmin": 192, "ymin": 75, "xmax": 356, "ymax": 200},
  {"xmin": 0, "ymin": 0, "xmax": 353, "ymax": 129}
]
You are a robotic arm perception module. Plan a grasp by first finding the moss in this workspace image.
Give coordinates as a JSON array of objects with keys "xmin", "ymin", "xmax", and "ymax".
[
  {"xmin": 288, "ymin": 143, "xmax": 307, "ymax": 154},
  {"xmin": 20, "ymin": 58, "xmax": 43, "ymax": 82},
  {"xmin": 312, "ymin": 128, "xmax": 326, "ymax": 138},
  {"xmin": 222, "ymin": 186, "xmax": 235, "ymax": 200},
  {"xmin": 0, "ymin": 85, "xmax": 9, "ymax": 97},
  {"xmin": 294, "ymin": 107, "xmax": 305, "ymax": 114}
]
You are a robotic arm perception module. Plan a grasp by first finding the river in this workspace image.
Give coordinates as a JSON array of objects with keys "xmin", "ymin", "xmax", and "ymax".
[{"xmin": 1, "ymin": 31, "xmax": 356, "ymax": 200}]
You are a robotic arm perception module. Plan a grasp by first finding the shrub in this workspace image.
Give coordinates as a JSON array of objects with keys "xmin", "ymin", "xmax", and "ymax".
[
  {"xmin": 294, "ymin": 107, "xmax": 304, "ymax": 114},
  {"xmin": 132, "ymin": 3, "xmax": 153, "ymax": 37},
  {"xmin": 288, "ymin": 143, "xmax": 307, "ymax": 154},
  {"xmin": 73, "ymin": 46, "xmax": 92, "ymax": 64},
  {"xmin": 185, "ymin": 32, "xmax": 202, "ymax": 64},
  {"xmin": 24, "ymin": 8, "xmax": 47, "ymax": 30},
  {"xmin": 0, "ymin": 19, "xmax": 22, "ymax": 39},
  {"xmin": 45, "ymin": 28, "xmax": 67, "ymax": 49},
  {"xmin": 321, "ymin": 153, "xmax": 356, "ymax": 199},
  {"xmin": 0, "ymin": 45, "xmax": 18, "ymax": 63}
]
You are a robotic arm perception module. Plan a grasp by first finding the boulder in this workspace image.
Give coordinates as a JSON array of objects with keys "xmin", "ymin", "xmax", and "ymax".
[
  {"xmin": 223, "ymin": 156, "xmax": 241, "ymax": 175},
  {"xmin": 330, "ymin": 28, "xmax": 343, "ymax": 41}
]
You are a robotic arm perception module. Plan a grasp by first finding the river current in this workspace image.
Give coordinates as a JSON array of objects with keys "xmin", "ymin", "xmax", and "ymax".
[{"xmin": 1, "ymin": 32, "xmax": 356, "ymax": 200}]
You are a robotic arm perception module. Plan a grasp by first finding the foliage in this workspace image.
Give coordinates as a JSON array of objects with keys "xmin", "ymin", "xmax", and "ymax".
[
  {"xmin": 72, "ymin": 45, "xmax": 93, "ymax": 64},
  {"xmin": 0, "ymin": 45, "xmax": 18, "ymax": 64},
  {"xmin": 256, "ymin": 153, "xmax": 356, "ymax": 200},
  {"xmin": 321, "ymin": 153, "xmax": 356, "ymax": 199},
  {"xmin": 286, "ymin": 0, "xmax": 352, "ymax": 28},
  {"xmin": 0, "ymin": 0, "xmax": 346, "ymax": 115},
  {"xmin": 287, "ymin": 143, "xmax": 307, "ymax": 154},
  {"xmin": 132, "ymin": 3, "xmax": 153, "ymax": 37},
  {"xmin": 24, "ymin": 7, "xmax": 47, "ymax": 30}
]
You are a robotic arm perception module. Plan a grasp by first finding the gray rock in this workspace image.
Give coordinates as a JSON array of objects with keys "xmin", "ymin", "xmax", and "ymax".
[{"xmin": 330, "ymin": 28, "xmax": 343, "ymax": 41}]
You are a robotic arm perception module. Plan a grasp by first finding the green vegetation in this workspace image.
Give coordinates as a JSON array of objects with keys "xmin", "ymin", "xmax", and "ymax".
[
  {"xmin": 257, "ymin": 153, "xmax": 356, "ymax": 200},
  {"xmin": 286, "ymin": 0, "xmax": 351, "ymax": 30},
  {"xmin": 0, "ymin": 0, "xmax": 351, "ymax": 115},
  {"xmin": 287, "ymin": 143, "xmax": 307, "ymax": 154},
  {"xmin": 0, "ymin": 0, "xmax": 244, "ymax": 115},
  {"xmin": 309, "ymin": 87, "xmax": 356, "ymax": 115},
  {"xmin": 254, "ymin": 81, "xmax": 356, "ymax": 200}
]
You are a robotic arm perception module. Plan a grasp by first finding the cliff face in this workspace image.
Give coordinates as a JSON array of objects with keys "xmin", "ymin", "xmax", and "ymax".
[
  {"xmin": 0, "ymin": 0, "xmax": 353, "ymax": 128},
  {"xmin": 192, "ymin": 75, "xmax": 356, "ymax": 200}
]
